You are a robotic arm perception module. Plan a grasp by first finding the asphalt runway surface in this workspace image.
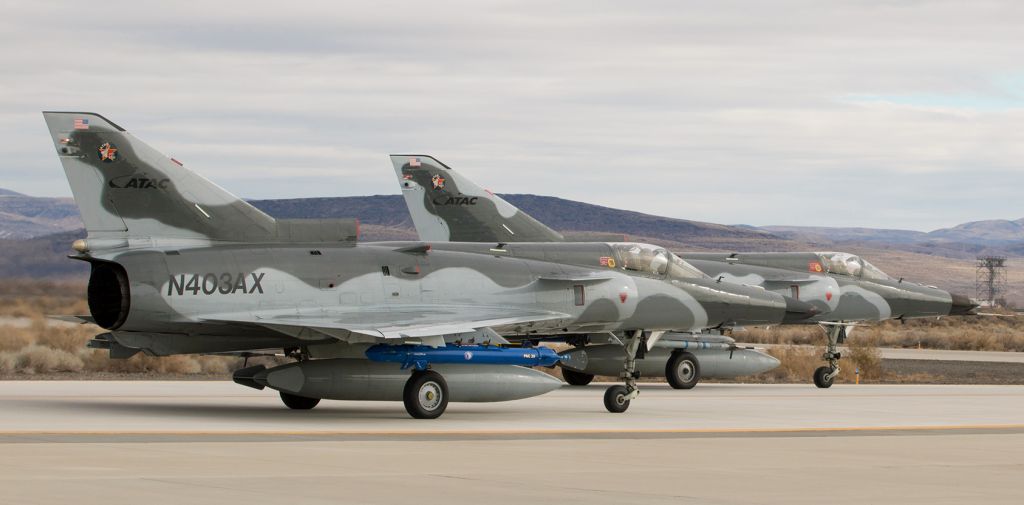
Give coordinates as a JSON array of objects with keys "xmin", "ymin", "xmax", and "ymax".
[
  {"xmin": 1, "ymin": 381, "xmax": 1022, "ymax": 504},
  {"xmin": 750, "ymin": 343, "xmax": 1024, "ymax": 363},
  {"xmin": 876, "ymin": 347, "xmax": 1024, "ymax": 363}
]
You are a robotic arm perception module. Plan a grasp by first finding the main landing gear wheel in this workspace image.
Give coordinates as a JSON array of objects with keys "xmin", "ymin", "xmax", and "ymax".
[
  {"xmin": 562, "ymin": 368, "xmax": 595, "ymax": 386},
  {"xmin": 403, "ymin": 370, "xmax": 449, "ymax": 419},
  {"xmin": 603, "ymin": 385, "xmax": 630, "ymax": 413},
  {"xmin": 666, "ymin": 351, "xmax": 700, "ymax": 390},
  {"xmin": 280, "ymin": 391, "xmax": 321, "ymax": 410},
  {"xmin": 813, "ymin": 366, "xmax": 835, "ymax": 389}
]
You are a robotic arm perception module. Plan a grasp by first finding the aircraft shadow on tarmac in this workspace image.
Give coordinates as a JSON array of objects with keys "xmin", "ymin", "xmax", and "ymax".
[{"xmin": 26, "ymin": 398, "xmax": 534, "ymax": 421}]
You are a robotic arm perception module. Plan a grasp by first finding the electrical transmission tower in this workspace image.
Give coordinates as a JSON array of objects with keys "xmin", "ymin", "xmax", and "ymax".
[{"xmin": 975, "ymin": 256, "xmax": 1008, "ymax": 307}]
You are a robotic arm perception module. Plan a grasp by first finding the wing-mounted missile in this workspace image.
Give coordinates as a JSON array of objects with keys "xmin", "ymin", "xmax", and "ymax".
[{"xmin": 365, "ymin": 343, "xmax": 565, "ymax": 370}]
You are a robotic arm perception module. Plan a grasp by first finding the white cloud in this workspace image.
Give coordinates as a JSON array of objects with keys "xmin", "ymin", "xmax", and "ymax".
[{"xmin": 2, "ymin": 0, "xmax": 1023, "ymax": 230}]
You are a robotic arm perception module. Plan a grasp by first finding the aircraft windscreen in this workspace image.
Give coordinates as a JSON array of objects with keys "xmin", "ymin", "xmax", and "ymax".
[
  {"xmin": 668, "ymin": 253, "xmax": 706, "ymax": 280},
  {"xmin": 611, "ymin": 243, "xmax": 705, "ymax": 280},
  {"xmin": 860, "ymin": 260, "xmax": 891, "ymax": 280},
  {"xmin": 818, "ymin": 252, "xmax": 890, "ymax": 280}
]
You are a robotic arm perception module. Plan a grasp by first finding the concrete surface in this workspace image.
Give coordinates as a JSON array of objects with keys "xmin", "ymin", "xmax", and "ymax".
[
  {"xmin": 876, "ymin": 347, "xmax": 1024, "ymax": 363},
  {"xmin": 0, "ymin": 381, "xmax": 1022, "ymax": 504},
  {"xmin": 751, "ymin": 342, "xmax": 1024, "ymax": 363}
]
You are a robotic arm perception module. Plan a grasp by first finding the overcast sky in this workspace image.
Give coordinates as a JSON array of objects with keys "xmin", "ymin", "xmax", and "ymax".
[{"xmin": 3, "ymin": 1, "xmax": 1022, "ymax": 231}]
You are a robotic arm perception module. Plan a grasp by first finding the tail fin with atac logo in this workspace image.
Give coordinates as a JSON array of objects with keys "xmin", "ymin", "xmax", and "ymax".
[
  {"xmin": 42, "ymin": 111, "xmax": 279, "ymax": 243},
  {"xmin": 390, "ymin": 154, "xmax": 564, "ymax": 243}
]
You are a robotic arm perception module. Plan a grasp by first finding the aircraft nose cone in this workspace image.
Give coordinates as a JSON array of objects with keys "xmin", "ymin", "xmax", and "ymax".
[
  {"xmin": 781, "ymin": 296, "xmax": 820, "ymax": 323},
  {"xmin": 949, "ymin": 293, "xmax": 980, "ymax": 315}
]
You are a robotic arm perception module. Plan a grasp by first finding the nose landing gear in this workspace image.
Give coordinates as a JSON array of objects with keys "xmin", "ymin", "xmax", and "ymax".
[
  {"xmin": 814, "ymin": 324, "xmax": 847, "ymax": 388},
  {"xmin": 603, "ymin": 330, "xmax": 664, "ymax": 413}
]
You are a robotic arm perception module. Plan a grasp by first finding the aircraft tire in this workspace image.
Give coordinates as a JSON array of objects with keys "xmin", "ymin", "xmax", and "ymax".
[
  {"xmin": 280, "ymin": 391, "xmax": 321, "ymax": 410},
  {"xmin": 561, "ymin": 368, "xmax": 595, "ymax": 386},
  {"xmin": 404, "ymin": 370, "xmax": 449, "ymax": 419},
  {"xmin": 603, "ymin": 385, "xmax": 630, "ymax": 413},
  {"xmin": 666, "ymin": 351, "xmax": 701, "ymax": 390},
  {"xmin": 813, "ymin": 366, "xmax": 834, "ymax": 389}
]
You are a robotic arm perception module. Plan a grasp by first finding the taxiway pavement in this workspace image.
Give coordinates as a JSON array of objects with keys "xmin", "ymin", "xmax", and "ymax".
[
  {"xmin": 750, "ymin": 343, "xmax": 1024, "ymax": 363},
  {"xmin": 1, "ymin": 381, "xmax": 1021, "ymax": 504}
]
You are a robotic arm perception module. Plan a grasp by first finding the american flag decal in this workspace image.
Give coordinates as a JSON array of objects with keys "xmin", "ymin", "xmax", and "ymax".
[
  {"xmin": 73, "ymin": 118, "xmax": 89, "ymax": 130},
  {"xmin": 409, "ymin": 157, "xmax": 421, "ymax": 167}
]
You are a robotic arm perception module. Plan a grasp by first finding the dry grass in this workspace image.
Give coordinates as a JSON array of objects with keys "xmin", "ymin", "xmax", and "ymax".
[
  {"xmin": 739, "ymin": 314, "xmax": 1024, "ymax": 383},
  {"xmin": 14, "ymin": 345, "xmax": 84, "ymax": 374},
  {"xmin": 739, "ymin": 310, "xmax": 1024, "ymax": 352},
  {"xmin": 0, "ymin": 280, "xmax": 245, "ymax": 377},
  {"xmin": 756, "ymin": 339, "xmax": 883, "ymax": 383},
  {"xmin": 0, "ymin": 329, "xmax": 34, "ymax": 352},
  {"xmin": 0, "ymin": 279, "xmax": 89, "ymax": 318}
]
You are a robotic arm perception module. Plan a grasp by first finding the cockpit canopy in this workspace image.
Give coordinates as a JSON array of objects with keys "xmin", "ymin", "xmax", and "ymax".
[
  {"xmin": 611, "ymin": 243, "xmax": 706, "ymax": 280},
  {"xmin": 818, "ymin": 252, "xmax": 890, "ymax": 280}
]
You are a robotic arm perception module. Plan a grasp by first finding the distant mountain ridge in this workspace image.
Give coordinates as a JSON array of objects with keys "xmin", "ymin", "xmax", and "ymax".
[
  {"xmin": 765, "ymin": 219, "xmax": 1024, "ymax": 246},
  {"xmin": 0, "ymin": 192, "xmax": 81, "ymax": 239}
]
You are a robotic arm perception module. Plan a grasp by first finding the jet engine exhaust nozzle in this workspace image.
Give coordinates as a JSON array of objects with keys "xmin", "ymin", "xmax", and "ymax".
[{"xmin": 949, "ymin": 293, "xmax": 980, "ymax": 316}]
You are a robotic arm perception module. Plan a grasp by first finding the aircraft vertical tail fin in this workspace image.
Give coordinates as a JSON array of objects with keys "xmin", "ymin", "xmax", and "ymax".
[
  {"xmin": 42, "ymin": 111, "xmax": 278, "ymax": 243},
  {"xmin": 390, "ymin": 155, "xmax": 564, "ymax": 243}
]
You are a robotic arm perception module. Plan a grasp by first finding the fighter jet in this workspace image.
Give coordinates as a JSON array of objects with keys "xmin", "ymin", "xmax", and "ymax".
[
  {"xmin": 679, "ymin": 251, "xmax": 978, "ymax": 386},
  {"xmin": 389, "ymin": 155, "xmax": 978, "ymax": 389},
  {"xmin": 393, "ymin": 155, "xmax": 808, "ymax": 386},
  {"xmin": 42, "ymin": 111, "xmax": 815, "ymax": 416}
]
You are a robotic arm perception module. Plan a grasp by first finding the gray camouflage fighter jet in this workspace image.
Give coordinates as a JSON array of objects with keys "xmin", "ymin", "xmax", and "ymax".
[
  {"xmin": 43, "ymin": 112, "xmax": 816, "ymax": 416},
  {"xmin": 390, "ymin": 155, "xmax": 978, "ymax": 389},
  {"xmin": 679, "ymin": 251, "xmax": 977, "ymax": 386},
  {"xmin": 393, "ymin": 155, "xmax": 803, "ymax": 385}
]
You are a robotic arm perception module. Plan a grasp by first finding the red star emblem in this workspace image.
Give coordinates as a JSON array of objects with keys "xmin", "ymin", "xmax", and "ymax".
[
  {"xmin": 431, "ymin": 173, "xmax": 445, "ymax": 190},
  {"xmin": 97, "ymin": 142, "xmax": 118, "ymax": 162}
]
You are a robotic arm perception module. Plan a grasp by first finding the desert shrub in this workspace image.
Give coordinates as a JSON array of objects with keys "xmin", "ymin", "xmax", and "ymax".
[
  {"xmin": 196, "ymin": 355, "xmax": 241, "ymax": 375},
  {"xmin": 758, "ymin": 345, "xmax": 870, "ymax": 384},
  {"xmin": 79, "ymin": 350, "xmax": 242, "ymax": 376},
  {"xmin": 0, "ymin": 352, "xmax": 17, "ymax": 372},
  {"xmin": 847, "ymin": 336, "xmax": 882, "ymax": 380},
  {"xmin": 0, "ymin": 327, "xmax": 34, "ymax": 352},
  {"xmin": 154, "ymin": 355, "xmax": 203, "ymax": 374},
  {"xmin": 741, "ymin": 326, "xmax": 823, "ymax": 346},
  {"xmin": 35, "ymin": 325, "xmax": 93, "ymax": 353},
  {"xmin": 759, "ymin": 346, "xmax": 821, "ymax": 383},
  {"xmin": 14, "ymin": 345, "xmax": 84, "ymax": 373}
]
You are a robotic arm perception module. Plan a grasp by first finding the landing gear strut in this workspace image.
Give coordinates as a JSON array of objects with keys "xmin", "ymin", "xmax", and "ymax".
[
  {"xmin": 814, "ymin": 324, "xmax": 847, "ymax": 388},
  {"xmin": 604, "ymin": 330, "xmax": 659, "ymax": 413}
]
